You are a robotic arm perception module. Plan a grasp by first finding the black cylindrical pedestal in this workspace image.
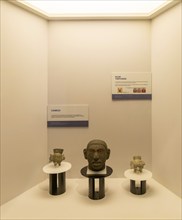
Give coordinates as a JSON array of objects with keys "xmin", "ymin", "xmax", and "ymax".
[
  {"xmin": 81, "ymin": 166, "xmax": 113, "ymax": 200},
  {"xmin": 49, "ymin": 172, "xmax": 66, "ymax": 195},
  {"xmin": 130, "ymin": 180, "xmax": 146, "ymax": 195},
  {"xmin": 89, "ymin": 177, "xmax": 105, "ymax": 200}
]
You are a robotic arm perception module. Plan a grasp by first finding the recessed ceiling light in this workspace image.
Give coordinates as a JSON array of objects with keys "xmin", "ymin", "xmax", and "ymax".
[
  {"xmin": 20, "ymin": 0, "xmax": 169, "ymax": 14},
  {"xmin": 11, "ymin": 0, "xmax": 179, "ymax": 19}
]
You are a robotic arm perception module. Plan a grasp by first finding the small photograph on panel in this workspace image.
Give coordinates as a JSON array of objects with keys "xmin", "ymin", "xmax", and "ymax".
[{"xmin": 117, "ymin": 87, "xmax": 123, "ymax": 93}]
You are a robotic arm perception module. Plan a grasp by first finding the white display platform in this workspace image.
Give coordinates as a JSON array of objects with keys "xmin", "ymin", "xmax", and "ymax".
[
  {"xmin": 124, "ymin": 169, "xmax": 152, "ymax": 181},
  {"xmin": 1, "ymin": 178, "xmax": 181, "ymax": 220},
  {"xmin": 43, "ymin": 162, "xmax": 72, "ymax": 174}
]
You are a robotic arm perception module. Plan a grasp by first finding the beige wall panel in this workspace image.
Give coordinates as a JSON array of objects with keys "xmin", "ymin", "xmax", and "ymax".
[
  {"xmin": 1, "ymin": 1, "xmax": 48, "ymax": 204},
  {"xmin": 48, "ymin": 20, "xmax": 152, "ymax": 178},
  {"xmin": 151, "ymin": 3, "xmax": 182, "ymax": 197}
]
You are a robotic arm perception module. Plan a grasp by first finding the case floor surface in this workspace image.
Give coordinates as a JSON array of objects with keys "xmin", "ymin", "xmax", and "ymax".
[{"xmin": 1, "ymin": 178, "xmax": 181, "ymax": 220}]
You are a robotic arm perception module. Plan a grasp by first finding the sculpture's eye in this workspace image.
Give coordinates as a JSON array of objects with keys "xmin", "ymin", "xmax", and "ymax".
[
  {"xmin": 97, "ymin": 149, "xmax": 104, "ymax": 153},
  {"xmin": 88, "ymin": 149, "xmax": 95, "ymax": 153}
]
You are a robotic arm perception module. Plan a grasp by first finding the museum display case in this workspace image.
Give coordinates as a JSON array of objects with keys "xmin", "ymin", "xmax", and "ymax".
[{"xmin": 1, "ymin": 0, "xmax": 181, "ymax": 219}]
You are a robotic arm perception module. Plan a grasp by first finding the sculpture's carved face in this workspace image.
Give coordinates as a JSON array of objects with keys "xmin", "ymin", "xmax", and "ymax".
[{"xmin": 83, "ymin": 140, "xmax": 110, "ymax": 171}]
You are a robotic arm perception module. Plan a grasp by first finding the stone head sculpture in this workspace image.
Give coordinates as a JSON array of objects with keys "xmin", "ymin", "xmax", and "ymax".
[{"xmin": 83, "ymin": 139, "xmax": 110, "ymax": 171}]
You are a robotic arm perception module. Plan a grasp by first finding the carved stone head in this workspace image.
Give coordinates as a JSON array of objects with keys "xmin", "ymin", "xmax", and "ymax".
[{"xmin": 83, "ymin": 139, "xmax": 110, "ymax": 171}]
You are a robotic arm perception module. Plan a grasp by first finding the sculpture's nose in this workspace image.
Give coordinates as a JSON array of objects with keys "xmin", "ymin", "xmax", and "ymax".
[{"xmin": 93, "ymin": 151, "xmax": 99, "ymax": 160}]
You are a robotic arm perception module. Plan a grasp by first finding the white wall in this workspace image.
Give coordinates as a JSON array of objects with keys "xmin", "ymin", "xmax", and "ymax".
[
  {"xmin": 1, "ymin": 1, "xmax": 48, "ymax": 204},
  {"xmin": 151, "ymin": 3, "xmax": 182, "ymax": 197},
  {"xmin": 48, "ymin": 20, "xmax": 152, "ymax": 178}
]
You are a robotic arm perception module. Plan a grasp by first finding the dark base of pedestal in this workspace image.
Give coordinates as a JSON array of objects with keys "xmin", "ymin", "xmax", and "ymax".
[
  {"xmin": 130, "ymin": 180, "xmax": 146, "ymax": 195},
  {"xmin": 89, "ymin": 178, "xmax": 105, "ymax": 200},
  {"xmin": 80, "ymin": 166, "xmax": 113, "ymax": 200},
  {"xmin": 49, "ymin": 172, "xmax": 66, "ymax": 195}
]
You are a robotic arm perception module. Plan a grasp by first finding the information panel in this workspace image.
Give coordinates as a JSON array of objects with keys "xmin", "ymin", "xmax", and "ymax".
[
  {"xmin": 112, "ymin": 73, "xmax": 152, "ymax": 100},
  {"xmin": 47, "ymin": 105, "xmax": 89, "ymax": 127}
]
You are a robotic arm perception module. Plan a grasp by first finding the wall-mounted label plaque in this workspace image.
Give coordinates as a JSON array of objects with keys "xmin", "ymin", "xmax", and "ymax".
[
  {"xmin": 112, "ymin": 73, "xmax": 152, "ymax": 100},
  {"xmin": 47, "ymin": 105, "xmax": 89, "ymax": 127}
]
